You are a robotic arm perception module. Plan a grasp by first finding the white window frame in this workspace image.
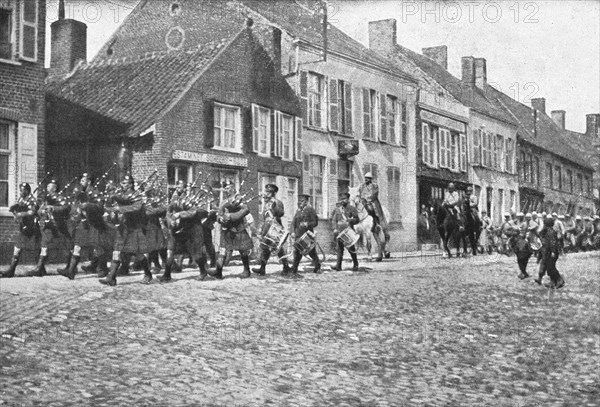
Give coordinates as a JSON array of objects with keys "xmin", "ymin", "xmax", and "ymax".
[
  {"xmin": 439, "ymin": 128, "xmax": 451, "ymax": 169},
  {"xmin": 252, "ymin": 104, "xmax": 271, "ymax": 157},
  {"xmin": 213, "ymin": 102, "xmax": 242, "ymax": 154},
  {"xmin": 308, "ymin": 72, "xmax": 324, "ymax": 129},
  {"xmin": 0, "ymin": 120, "xmax": 16, "ymax": 214},
  {"xmin": 386, "ymin": 95, "xmax": 399, "ymax": 145},
  {"xmin": 279, "ymin": 112, "xmax": 293, "ymax": 161},
  {"xmin": 450, "ymin": 132, "xmax": 459, "ymax": 171},
  {"xmin": 400, "ymin": 101, "xmax": 408, "ymax": 147},
  {"xmin": 459, "ymin": 133, "xmax": 467, "ymax": 172},
  {"xmin": 20, "ymin": 0, "xmax": 38, "ymax": 62}
]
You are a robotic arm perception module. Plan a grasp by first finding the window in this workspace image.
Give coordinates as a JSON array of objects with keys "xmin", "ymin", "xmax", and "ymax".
[
  {"xmin": 0, "ymin": 7, "xmax": 13, "ymax": 60},
  {"xmin": 211, "ymin": 169, "xmax": 240, "ymax": 205},
  {"xmin": 308, "ymin": 155, "xmax": 325, "ymax": 216},
  {"xmin": 280, "ymin": 113, "xmax": 293, "ymax": 160},
  {"xmin": 497, "ymin": 188, "xmax": 504, "ymax": 224},
  {"xmin": 510, "ymin": 190, "xmax": 517, "ymax": 212},
  {"xmin": 294, "ymin": 118, "xmax": 302, "ymax": 162},
  {"xmin": 554, "ymin": 166, "xmax": 562, "ymax": 190},
  {"xmin": 401, "ymin": 102, "xmax": 408, "ymax": 147},
  {"xmin": 308, "ymin": 72, "xmax": 324, "ymax": 128},
  {"xmin": 387, "ymin": 166, "xmax": 401, "ymax": 221},
  {"xmin": 422, "ymin": 123, "xmax": 438, "ymax": 167},
  {"xmin": 567, "ymin": 169, "xmax": 573, "ymax": 193},
  {"xmin": 363, "ymin": 163, "xmax": 378, "ymax": 183},
  {"xmin": 17, "ymin": 122, "xmax": 37, "ymax": 186},
  {"xmin": 496, "ymin": 135, "xmax": 504, "ymax": 171},
  {"xmin": 450, "ymin": 132, "xmax": 459, "ymax": 171},
  {"xmin": 383, "ymin": 95, "xmax": 398, "ymax": 143},
  {"xmin": 21, "ymin": 0, "xmax": 38, "ymax": 61},
  {"xmin": 481, "ymin": 131, "xmax": 489, "ymax": 167},
  {"xmin": 252, "ymin": 104, "xmax": 271, "ymax": 156},
  {"xmin": 167, "ymin": 163, "xmax": 193, "ymax": 198},
  {"xmin": 585, "ymin": 176, "xmax": 591, "ymax": 196},
  {"xmin": 439, "ymin": 129, "xmax": 451, "ymax": 168},
  {"xmin": 577, "ymin": 173, "xmax": 583, "ymax": 194},
  {"xmin": 505, "ymin": 138, "xmax": 514, "ymax": 173},
  {"xmin": 0, "ymin": 121, "xmax": 14, "ymax": 208},
  {"xmin": 338, "ymin": 160, "xmax": 353, "ymax": 196},
  {"xmin": 362, "ymin": 88, "xmax": 378, "ymax": 140},
  {"xmin": 472, "ymin": 129, "xmax": 481, "ymax": 165},
  {"xmin": 533, "ymin": 156, "xmax": 540, "ymax": 185},
  {"xmin": 486, "ymin": 187, "xmax": 493, "ymax": 217},
  {"xmin": 422, "ymin": 123, "xmax": 430, "ymax": 165},
  {"xmin": 459, "ymin": 133, "xmax": 467, "ymax": 172},
  {"xmin": 518, "ymin": 151, "xmax": 525, "ymax": 181},
  {"xmin": 546, "ymin": 162, "xmax": 553, "ymax": 188},
  {"xmin": 329, "ymin": 79, "xmax": 353, "ymax": 135},
  {"xmin": 213, "ymin": 103, "xmax": 241, "ymax": 152}
]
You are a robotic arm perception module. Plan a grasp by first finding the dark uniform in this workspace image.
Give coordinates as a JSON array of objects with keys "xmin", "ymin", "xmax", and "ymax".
[
  {"xmin": 0, "ymin": 183, "xmax": 40, "ymax": 278},
  {"xmin": 515, "ymin": 230, "xmax": 532, "ymax": 280},
  {"xmin": 28, "ymin": 181, "xmax": 72, "ymax": 277},
  {"xmin": 210, "ymin": 184, "xmax": 253, "ymax": 279},
  {"xmin": 535, "ymin": 217, "xmax": 565, "ymax": 289},
  {"xmin": 252, "ymin": 184, "xmax": 291, "ymax": 276},
  {"xmin": 330, "ymin": 192, "xmax": 360, "ymax": 271},
  {"xmin": 291, "ymin": 194, "xmax": 320, "ymax": 274},
  {"xmin": 145, "ymin": 196, "xmax": 168, "ymax": 272}
]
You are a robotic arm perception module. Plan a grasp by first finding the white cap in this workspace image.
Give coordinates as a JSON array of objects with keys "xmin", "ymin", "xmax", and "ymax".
[
  {"xmin": 364, "ymin": 172, "xmax": 373, "ymax": 179},
  {"xmin": 576, "ymin": 215, "xmax": 582, "ymax": 220},
  {"xmin": 546, "ymin": 214, "xmax": 553, "ymax": 219},
  {"xmin": 532, "ymin": 211, "xmax": 538, "ymax": 216},
  {"xmin": 558, "ymin": 215, "xmax": 565, "ymax": 220},
  {"xmin": 517, "ymin": 212, "xmax": 524, "ymax": 217},
  {"xmin": 525, "ymin": 213, "xmax": 532, "ymax": 218},
  {"xmin": 551, "ymin": 212, "xmax": 558, "ymax": 217}
]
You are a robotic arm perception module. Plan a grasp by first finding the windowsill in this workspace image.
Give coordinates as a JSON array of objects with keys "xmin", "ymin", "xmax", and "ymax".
[
  {"xmin": 0, "ymin": 58, "xmax": 21, "ymax": 66},
  {"xmin": 212, "ymin": 146, "xmax": 244, "ymax": 155},
  {"xmin": 0, "ymin": 208, "xmax": 13, "ymax": 217},
  {"xmin": 305, "ymin": 125, "xmax": 328, "ymax": 133}
]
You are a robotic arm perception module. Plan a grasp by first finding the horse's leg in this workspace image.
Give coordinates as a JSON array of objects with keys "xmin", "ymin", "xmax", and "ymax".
[
  {"xmin": 444, "ymin": 230, "xmax": 452, "ymax": 258},
  {"xmin": 373, "ymin": 231, "xmax": 383, "ymax": 261}
]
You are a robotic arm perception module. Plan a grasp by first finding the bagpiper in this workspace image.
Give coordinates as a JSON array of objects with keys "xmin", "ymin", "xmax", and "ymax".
[
  {"xmin": 290, "ymin": 193, "xmax": 320, "ymax": 275},
  {"xmin": 330, "ymin": 192, "xmax": 360, "ymax": 271},
  {"xmin": 0, "ymin": 183, "xmax": 41, "ymax": 278},
  {"xmin": 252, "ymin": 183, "xmax": 291, "ymax": 276}
]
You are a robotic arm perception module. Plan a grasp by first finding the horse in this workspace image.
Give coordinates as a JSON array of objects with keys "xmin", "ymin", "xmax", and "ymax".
[
  {"xmin": 349, "ymin": 187, "xmax": 390, "ymax": 261},
  {"xmin": 461, "ymin": 202, "xmax": 482, "ymax": 256},
  {"xmin": 437, "ymin": 205, "xmax": 468, "ymax": 258}
]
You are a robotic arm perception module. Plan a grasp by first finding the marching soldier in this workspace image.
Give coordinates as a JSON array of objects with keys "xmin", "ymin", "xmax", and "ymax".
[
  {"xmin": 100, "ymin": 174, "xmax": 152, "ymax": 286},
  {"xmin": 359, "ymin": 172, "xmax": 390, "ymax": 260},
  {"xmin": 290, "ymin": 193, "xmax": 320, "ymax": 275},
  {"xmin": 330, "ymin": 192, "xmax": 360, "ymax": 271},
  {"xmin": 1, "ymin": 183, "xmax": 41, "ymax": 278},
  {"xmin": 252, "ymin": 184, "xmax": 291, "ymax": 276},
  {"xmin": 209, "ymin": 180, "xmax": 253, "ymax": 279},
  {"xmin": 144, "ymin": 187, "xmax": 168, "ymax": 273},
  {"xmin": 158, "ymin": 192, "xmax": 209, "ymax": 282},
  {"xmin": 27, "ymin": 180, "xmax": 72, "ymax": 277}
]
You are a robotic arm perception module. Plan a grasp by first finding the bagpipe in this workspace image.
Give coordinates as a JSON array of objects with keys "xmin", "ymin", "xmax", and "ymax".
[{"xmin": 169, "ymin": 173, "xmax": 217, "ymax": 234}]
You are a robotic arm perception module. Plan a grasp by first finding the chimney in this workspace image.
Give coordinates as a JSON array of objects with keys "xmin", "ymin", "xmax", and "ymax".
[
  {"xmin": 422, "ymin": 45, "xmax": 447, "ymax": 70},
  {"xmin": 368, "ymin": 19, "xmax": 397, "ymax": 53},
  {"xmin": 49, "ymin": 0, "xmax": 87, "ymax": 78},
  {"xmin": 461, "ymin": 56, "xmax": 476, "ymax": 84},
  {"xmin": 474, "ymin": 58, "xmax": 486, "ymax": 89},
  {"xmin": 531, "ymin": 98, "xmax": 546, "ymax": 114},
  {"xmin": 551, "ymin": 110, "xmax": 566, "ymax": 129},
  {"xmin": 586, "ymin": 113, "xmax": 600, "ymax": 138}
]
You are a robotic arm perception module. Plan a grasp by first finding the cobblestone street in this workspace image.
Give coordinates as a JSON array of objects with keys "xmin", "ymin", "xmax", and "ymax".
[{"xmin": 1, "ymin": 252, "xmax": 599, "ymax": 406}]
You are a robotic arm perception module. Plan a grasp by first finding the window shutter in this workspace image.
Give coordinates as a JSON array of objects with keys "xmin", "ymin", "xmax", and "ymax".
[
  {"xmin": 294, "ymin": 117, "xmax": 303, "ymax": 162},
  {"xmin": 379, "ymin": 93, "xmax": 387, "ymax": 142},
  {"xmin": 299, "ymin": 71, "xmax": 308, "ymax": 123},
  {"xmin": 344, "ymin": 82, "xmax": 353, "ymax": 135},
  {"xmin": 422, "ymin": 123, "xmax": 429, "ymax": 165},
  {"xmin": 20, "ymin": 0, "xmax": 37, "ymax": 61},
  {"xmin": 460, "ymin": 133, "xmax": 467, "ymax": 172},
  {"xmin": 330, "ymin": 159, "xmax": 337, "ymax": 176},
  {"xmin": 272, "ymin": 110, "xmax": 281, "ymax": 157},
  {"xmin": 439, "ymin": 129, "xmax": 446, "ymax": 168},
  {"xmin": 401, "ymin": 102, "xmax": 408, "ymax": 146},
  {"xmin": 328, "ymin": 78, "xmax": 340, "ymax": 132},
  {"xmin": 251, "ymin": 104, "xmax": 260, "ymax": 153},
  {"xmin": 17, "ymin": 123, "xmax": 37, "ymax": 185},
  {"xmin": 204, "ymin": 101, "xmax": 215, "ymax": 148},
  {"xmin": 362, "ymin": 88, "xmax": 371, "ymax": 139}
]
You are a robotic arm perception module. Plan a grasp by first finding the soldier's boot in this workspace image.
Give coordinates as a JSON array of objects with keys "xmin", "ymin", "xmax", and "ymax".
[
  {"xmin": 312, "ymin": 251, "xmax": 322, "ymax": 274},
  {"xmin": 58, "ymin": 255, "xmax": 80, "ymax": 280},
  {"xmin": 140, "ymin": 257, "xmax": 153, "ymax": 285},
  {"xmin": 290, "ymin": 252, "xmax": 302, "ymax": 277},
  {"xmin": 207, "ymin": 247, "xmax": 216, "ymax": 269},
  {"xmin": 149, "ymin": 251, "xmax": 161, "ymax": 273},
  {"xmin": 159, "ymin": 249, "xmax": 168, "ymax": 270},
  {"xmin": 350, "ymin": 252, "xmax": 360, "ymax": 272},
  {"xmin": 252, "ymin": 251, "xmax": 267, "ymax": 276},
  {"xmin": 97, "ymin": 254, "xmax": 110, "ymax": 278},
  {"xmin": 240, "ymin": 255, "xmax": 251, "ymax": 279},
  {"xmin": 330, "ymin": 250, "xmax": 344, "ymax": 271},
  {"xmin": 117, "ymin": 254, "xmax": 130, "ymax": 276},
  {"xmin": 26, "ymin": 256, "xmax": 47, "ymax": 277},
  {"xmin": 197, "ymin": 256, "xmax": 208, "ymax": 281},
  {"xmin": 157, "ymin": 260, "xmax": 172, "ymax": 283},
  {"xmin": 81, "ymin": 257, "xmax": 99, "ymax": 273},
  {"xmin": 0, "ymin": 256, "xmax": 20, "ymax": 278},
  {"xmin": 57, "ymin": 252, "xmax": 72, "ymax": 274},
  {"xmin": 99, "ymin": 261, "xmax": 120, "ymax": 286},
  {"xmin": 281, "ymin": 258, "xmax": 291, "ymax": 276}
]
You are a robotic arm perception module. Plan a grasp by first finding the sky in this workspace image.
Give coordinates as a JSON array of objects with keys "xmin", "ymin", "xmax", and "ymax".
[{"xmin": 45, "ymin": 0, "xmax": 600, "ymax": 133}]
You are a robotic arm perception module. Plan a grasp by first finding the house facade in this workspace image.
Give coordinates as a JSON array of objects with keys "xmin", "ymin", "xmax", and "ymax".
[{"xmin": 0, "ymin": 0, "xmax": 46, "ymax": 262}]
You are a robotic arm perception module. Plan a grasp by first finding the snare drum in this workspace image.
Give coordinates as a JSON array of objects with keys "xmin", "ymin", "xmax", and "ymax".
[
  {"xmin": 337, "ymin": 227, "xmax": 360, "ymax": 248},
  {"xmin": 261, "ymin": 222, "xmax": 288, "ymax": 251},
  {"xmin": 529, "ymin": 236, "xmax": 542, "ymax": 251},
  {"xmin": 294, "ymin": 231, "xmax": 315, "ymax": 255}
]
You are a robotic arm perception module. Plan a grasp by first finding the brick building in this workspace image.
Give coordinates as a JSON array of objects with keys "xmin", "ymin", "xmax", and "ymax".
[
  {"xmin": 367, "ymin": 20, "xmax": 470, "ymax": 245},
  {"xmin": 46, "ymin": 15, "xmax": 303, "ymax": 242},
  {"xmin": 0, "ymin": 0, "xmax": 46, "ymax": 262}
]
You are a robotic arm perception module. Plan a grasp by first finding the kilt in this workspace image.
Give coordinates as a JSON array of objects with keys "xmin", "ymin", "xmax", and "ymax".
[
  {"xmin": 114, "ymin": 226, "xmax": 149, "ymax": 254},
  {"xmin": 16, "ymin": 229, "xmax": 40, "ymax": 250},
  {"xmin": 167, "ymin": 226, "xmax": 204, "ymax": 258},
  {"xmin": 41, "ymin": 225, "xmax": 72, "ymax": 249},
  {"xmin": 146, "ymin": 223, "xmax": 166, "ymax": 252},
  {"xmin": 73, "ymin": 222, "xmax": 113, "ymax": 251},
  {"xmin": 220, "ymin": 228, "xmax": 253, "ymax": 251}
]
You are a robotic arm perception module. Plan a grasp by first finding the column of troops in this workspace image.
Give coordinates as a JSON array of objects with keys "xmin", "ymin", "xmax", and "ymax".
[{"xmin": 1, "ymin": 169, "xmax": 371, "ymax": 283}]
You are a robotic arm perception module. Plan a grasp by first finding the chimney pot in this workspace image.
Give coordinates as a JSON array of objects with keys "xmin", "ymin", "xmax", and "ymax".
[
  {"xmin": 551, "ymin": 110, "xmax": 566, "ymax": 130},
  {"xmin": 531, "ymin": 98, "xmax": 546, "ymax": 114},
  {"xmin": 50, "ymin": 18, "xmax": 87, "ymax": 79},
  {"xmin": 368, "ymin": 19, "xmax": 397, "ymax": 53},
  {"xmin": 422, "ymin": 46, "xmax": 447, "ymax": 70},
  {"xmin": 461, "ymin": 56, "xmax": 475, "ymax": 84}
]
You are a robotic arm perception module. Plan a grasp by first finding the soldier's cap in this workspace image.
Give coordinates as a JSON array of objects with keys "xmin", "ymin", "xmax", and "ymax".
[
  {"xmin": 448, "ymin": 182, "xmax": 455, "ymax": 189},
  {"xmin": 19, "ymin": 182, "xmax": 31, "ymax": 192},
  {"xmin": 531, "ymin": 211, "xmax": 538, "ymax": 216},
  {"xmin": 551, "ymin": 212, "xmax": 558, "ymax": 217},
  {"xmin": 81, "ymin": 172, "xmax": 91, "ymax": 180},
  {"xmin": 48, "ymin": 179, "xmax": 58, "ymax": 185},
  {"xmin": 123, "ymin": 174, "xmax": 134, "ymax": 183},
  {"xmin": 364, "ymin": 172, "xmax": 373, "ymax": 179},
  {"xmin": 575, "ymin": 215, "xmax": 582, "ymax": 220},
  {"xmin": 298, "ymin": 193, "xmax": 311, "ymax": 200},
  {"xmin": 265, "ymin": 184, "xmax": 278, "ymax": 193},
  {"xmin": 546, "ymin": 214, "xmax": 553, "ymax": 219},
  {"xmin": 525, "ymin": 213, "xmax": 532, "ymax": 218},
  {"xmin": 517, "ymin": 212, "xmax": 524, "ymax": 217},
  {"xmin": 339, "ymin": 192, "xmax": 350, "ymax": 199},
  {"xmin": 558, "ymin": 215, "xmax": 565, "ymax": 220}
]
